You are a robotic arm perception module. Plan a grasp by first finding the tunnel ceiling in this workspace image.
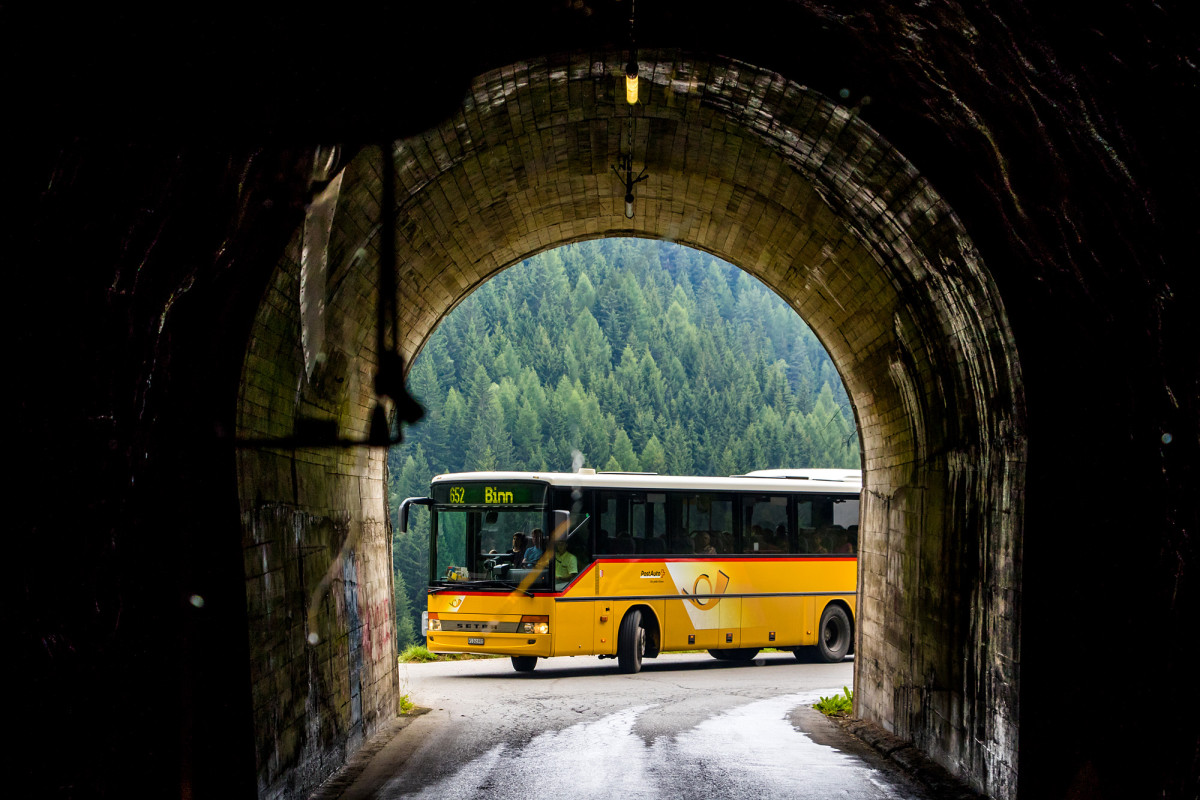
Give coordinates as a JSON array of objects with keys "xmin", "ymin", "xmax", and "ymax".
[{"xmin": 278, "ymin": 50, "xmax": 1025, "ymax": 474}]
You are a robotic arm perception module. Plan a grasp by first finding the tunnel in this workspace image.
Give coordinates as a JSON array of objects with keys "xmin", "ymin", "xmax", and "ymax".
[{"xmin": 14, "ymin": 3, "xmax": 1195, "ymax": 799}]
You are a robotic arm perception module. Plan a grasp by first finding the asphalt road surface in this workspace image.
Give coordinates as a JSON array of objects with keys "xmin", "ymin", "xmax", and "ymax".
[{"xmin": 320, "ymin": 652, "xmax": 936, "ymax": 799}]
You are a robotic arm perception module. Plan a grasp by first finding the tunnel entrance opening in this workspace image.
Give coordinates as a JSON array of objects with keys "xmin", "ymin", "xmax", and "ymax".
[
  {"xmin": 386, "ymin": 236, "xmax": 863, "ymax": 658},
  {"xmin": 236, "ymin": 52, "xmax": 1025, "ymax": 799}
]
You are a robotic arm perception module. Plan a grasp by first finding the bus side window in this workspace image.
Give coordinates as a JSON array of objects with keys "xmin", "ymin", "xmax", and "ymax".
[
  {"xmin": 741, "ymin": 495, "xmax": 790, "ymax": 554},
  {"xmin": 598, "ymin": 491, "xmax": 635, "ymax": 555},
  {"xmin": 680, "ymin": 493, "xmax": 733, "ymax": 554},
  {"xmin": 642, "ymin": 493, "xmax": 667, "ymax": 554},
  {"xmin": 597, "ymin": 493, "xmax": 617, "ymax": 553},
  {"xmin": 833, "ymin": 496, "xmax": 860, "ymax": 554},
  {"xmin": 799, "ymin": 495, "xmax": 861, "ymax": 555},
  {"xmin": 796, "ymin": 498, "xmax": 815, "ymax": 554}
]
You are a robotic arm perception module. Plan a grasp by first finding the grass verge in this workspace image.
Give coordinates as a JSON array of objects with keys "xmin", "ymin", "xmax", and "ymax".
[{"xmin": 398, "ymin": 644, "xmax": 504, "ymax": 663}]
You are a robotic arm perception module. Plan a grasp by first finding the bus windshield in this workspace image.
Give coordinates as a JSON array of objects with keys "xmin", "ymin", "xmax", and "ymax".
[{"xmin": 431, "ymin": 481, "xmax": 552, "ymax": 592}]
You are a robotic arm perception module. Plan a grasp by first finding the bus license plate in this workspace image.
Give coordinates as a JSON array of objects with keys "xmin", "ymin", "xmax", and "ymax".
[{"xmin": 468, "ymin": 637, "xmax": 485, "ymax": 646}]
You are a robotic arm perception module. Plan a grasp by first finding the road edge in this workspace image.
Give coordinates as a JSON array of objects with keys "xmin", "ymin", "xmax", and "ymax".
[
  {"xmin": 834, "ymin": 716, "xmax": 987, "ymax": 799},
  {"xmin": 308, "ymin": 707, "xmax": 432, "ymax": 799}
]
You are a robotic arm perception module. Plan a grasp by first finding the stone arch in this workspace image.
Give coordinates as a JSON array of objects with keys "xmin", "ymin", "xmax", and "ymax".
[{"xmin": 237, "ymin": 51, "xmax": 1025, "ymax": 799}]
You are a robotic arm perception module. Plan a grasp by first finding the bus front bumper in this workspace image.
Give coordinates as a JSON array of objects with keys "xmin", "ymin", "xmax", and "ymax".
[{"xmin": 426, "ymin": 632, "xmax": 552, "ymax": 658}]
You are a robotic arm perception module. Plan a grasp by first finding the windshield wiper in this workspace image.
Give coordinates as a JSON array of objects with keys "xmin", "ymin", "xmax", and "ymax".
[{"xmin": 429, "ymin": 579, "xmax": 534, "ymax": 597}]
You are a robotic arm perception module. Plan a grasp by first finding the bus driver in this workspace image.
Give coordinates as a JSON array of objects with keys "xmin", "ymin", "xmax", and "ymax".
[{"xmin": 553, "ymin": 539, "xmax": 578, "ymax": 585}]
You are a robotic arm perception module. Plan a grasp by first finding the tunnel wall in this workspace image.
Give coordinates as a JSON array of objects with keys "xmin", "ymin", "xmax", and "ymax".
[
  {"xmin": 262, "ymin": 54, "xmax": 1024, "ymax": 798},
  {"xmin": 236, "ymin": 167, "xmax": 398, "ymax": 798}
]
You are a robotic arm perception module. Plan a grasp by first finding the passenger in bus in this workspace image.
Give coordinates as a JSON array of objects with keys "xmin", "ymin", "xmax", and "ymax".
[
  {"xmin": 694, "ymin": 532, "xmax": 716, "ymax": 555},
  {"xmin": 812, "ymin": 527, "xmax": 835, "ymax": 553},
  {"xmin": 521, "ymin": 528, "xmax": 545, "ymax": 567},
  {"xmin": 669, "ymin": 529, "xmax": 690, "ymax": 554},
  {"xmin": 747, "ymin": 524, "xmax": 773, "ymax": 552},
  {"xmin": 554, "ymin": 539, "xmax": 578, "ymax": 583},
  {"xmin": 509, "ymin": 532, "xmax": 527, "ymax": 562},
  {"xmin": 834, "ymin": 527, "xmax": 856, "ymax": 554},
  {"xmin": 771, "ymin": 526, "xmax": 789, "ymax": 552},
  {"xmin": 718, "ymin": 531, "xmax": 733, "ymax": 552}
]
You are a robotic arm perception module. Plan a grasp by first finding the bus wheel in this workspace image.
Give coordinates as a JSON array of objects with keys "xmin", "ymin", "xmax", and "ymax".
[
  {"xmin": 511, "ymin": 656, "xmax": 538, "ymax": 672},
  {"xmin": 816, "ymin": 605, "xmax": 852, "ymax": 662},
  {"xmin": 708, "ymin": 648, "xmax": 760, "ymax": 661},
  {"xmin": 617, "ymin": 610, "xmax": 646, "ymax": 674}
]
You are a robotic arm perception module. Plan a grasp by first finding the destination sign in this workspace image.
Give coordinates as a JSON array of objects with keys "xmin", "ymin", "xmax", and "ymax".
[{"xmin": 433, "ymin": 482, "xmax": 547, "ymax": 507}]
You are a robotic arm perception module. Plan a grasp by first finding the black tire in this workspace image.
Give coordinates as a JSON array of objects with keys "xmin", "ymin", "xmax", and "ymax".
[
  {"xmin": 707, "ymin": 648, "xmax": 760, "ymax": 661},
  {"xmin": 511, "ymin": 656, "xmax": 538, "ymax": 672},
  {"xmin": 816, "ymin": 605, "xmax": 852, "ymax": 662},
  {"xmin": 617, "ymin": 609, "xmax": 646, "ymax": 674}
]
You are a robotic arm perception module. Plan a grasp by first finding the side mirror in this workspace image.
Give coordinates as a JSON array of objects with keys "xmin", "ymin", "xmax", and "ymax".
[
  {"xmin": 552, "ymin": 509, "xmax": 571, "ymax": 541},
  {"xmin": 398, "ymin": 496, "xmax": 432, "ymax": 532}
]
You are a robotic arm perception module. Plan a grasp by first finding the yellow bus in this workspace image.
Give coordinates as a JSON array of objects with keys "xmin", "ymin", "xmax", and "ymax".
[{"xmin": 400, "ymin": 468, "xmax": 860, "ymax": 673}]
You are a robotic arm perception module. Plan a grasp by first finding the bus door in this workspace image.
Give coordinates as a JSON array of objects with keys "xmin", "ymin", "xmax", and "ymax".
[{"xmin": 550, "ymin": 490, "xmax": 597, "ymax": 655}]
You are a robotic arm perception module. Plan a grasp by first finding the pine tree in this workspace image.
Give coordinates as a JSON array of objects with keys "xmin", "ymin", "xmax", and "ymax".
[
  {"xmin": 573, "ymin": 271, "xmax": 597, "ymax": 313},
  {"xmin": 665, "ymin": 422, "xmax": 693, "ymax": 475},
  {"xmin": 641, "ymin": 434, "xmax": 667, "ymax": 474},
  {"xmin": 612, "ymin": 429, "xmax": 640, "ymax": 472}
]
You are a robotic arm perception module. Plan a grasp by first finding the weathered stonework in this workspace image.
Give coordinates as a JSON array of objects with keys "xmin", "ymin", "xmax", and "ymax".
[
  {"xmin": 238, "ymin": 212, "xmax": 397, "ymax": 798},
  {"xmin": 239, "ymin": 53, "xmax": 1024, "ymax": 798}
]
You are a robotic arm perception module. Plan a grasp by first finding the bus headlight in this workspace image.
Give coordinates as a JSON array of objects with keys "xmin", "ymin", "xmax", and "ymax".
[
  {"xmin": 520, "ymin": 615, "xmax": 549, "ymax": 635},
  {"xmin": 426, "ymin": 612, "xmax": 441, "ymax": 632}
]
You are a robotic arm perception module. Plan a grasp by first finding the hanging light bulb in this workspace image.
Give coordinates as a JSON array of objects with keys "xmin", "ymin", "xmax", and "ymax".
[
  {"xmin": 625, "ymin": 0, "xmax": 639, "ymax": 105},
  {"xmin": 625, "ymin": 191, "xmax": 635, "ymax": 219}
]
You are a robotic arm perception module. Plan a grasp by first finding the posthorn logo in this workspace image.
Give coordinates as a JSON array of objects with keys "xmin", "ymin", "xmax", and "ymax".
[{"xmin": 680, "ymin": 570, "xmax": 731, "ymax": 609}]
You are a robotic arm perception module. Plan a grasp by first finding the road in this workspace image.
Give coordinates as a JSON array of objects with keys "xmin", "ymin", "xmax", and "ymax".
[{"xmin": 321, "ymin": 652, "xmax": 936, "ymax": 800}]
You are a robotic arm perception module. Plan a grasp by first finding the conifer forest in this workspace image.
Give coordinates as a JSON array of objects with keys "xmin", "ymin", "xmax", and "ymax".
[{"xmin": 388, "ymin": 238, "xmax": 860, "ymax": 647}]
